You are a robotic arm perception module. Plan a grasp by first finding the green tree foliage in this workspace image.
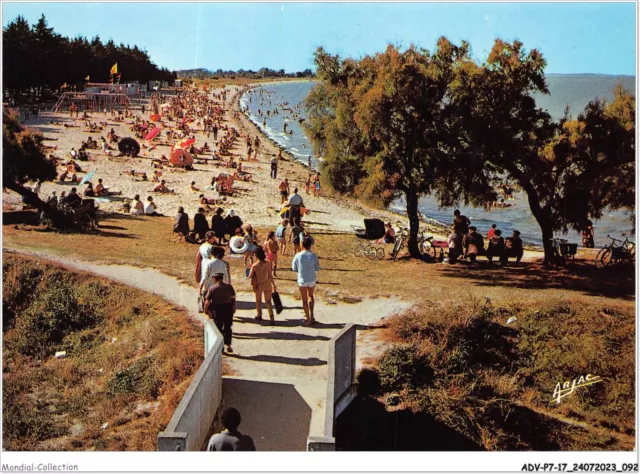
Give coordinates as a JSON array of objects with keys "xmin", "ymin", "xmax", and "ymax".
[
  {"xmin": 305, "ymin": 40, "xmax": 635, "ymax": 262},
  {"xmin": 305, "ymin": 42, "xmax": 494, "ymax": 256},
  {"xmin": 2, "ymin": 109, "xmax": 62, "ymax": 222},
  {"xmin": 2, "ymin": 14, "xmax": 176, "ymax": 103}
]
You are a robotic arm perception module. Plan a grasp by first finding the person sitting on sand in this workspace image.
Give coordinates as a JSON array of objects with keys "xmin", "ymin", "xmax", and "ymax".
[
  {"xmin": 486, "ymin": 229, "xmax": 506, "ymax": 265},
  {"xmin": 70, "ymin": 147, "xmax": 78, "ymax": 159},
  {"xmin": 94, "ymin": 178, "xmax": 106, "ymax": 196},
  {"xmin": 70, "ymin": 173, "xmax": 80, "ymax": 183},
  {"xmin": 224, "ymin": 210, "xmax": 243, "ymax": 241},
  {"xmin": 58, "ymin": 170, "xmax": 69, "ymax": 182},
  {"xmin": 504, "ymin": 230, "xmax": 524, "ymax": 264},
  {"xmin": 144, "ymin": 196, "xmax": 161, "ymax": 216},
  {"xmin": 61, "ymin": 187, "xmax": 82, "ymax": 207},
  {"xmin": 154, "ymin": 179, "xmax": 172, "ymax": 193},
  {"xmin": 130, "ymin": 194, "xmax": 144, "ymax": 215},
  {"xmin": 378, "ymin": 222, "xmax": 396, "ymax": 244},
  {"xmin": 173, "ymin": 206, "xmax": 191, "ymax": 242},
  {"xmin": 84, "ymin": 182, "xmax": 96, "ymax": 197},
  {"xmin": 463, "ymin": 226, "xmax": 484, "ymax": 263},
  {"xmin": 190, "ymin": 181, "xmax": 200, "ymax": 192},
  {"xmin": 193, "ymin": 207, "xmax": 209, "ymax": 242}
]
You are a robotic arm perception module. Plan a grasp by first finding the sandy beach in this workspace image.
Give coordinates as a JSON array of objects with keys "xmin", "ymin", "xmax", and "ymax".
[{"xmin": 6, "ymin": 85, "xmax": 413, "ymax": 238}]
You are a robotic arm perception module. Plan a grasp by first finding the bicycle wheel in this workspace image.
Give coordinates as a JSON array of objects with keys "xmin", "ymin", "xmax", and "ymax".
[
  {"xmin": 424, "ymin": 242, "xmax": 437, "ymax": 260},
  {"xmin": 391, "ymin": 239, "xmax": 403, "ymax": 262},
  {"xmin": 366, "ymin": 245, "xmax": 378, "ymax": 260},
  {"xmin": 376, "ymin": 247, "xmax": 385, "ymax": 260},
  {"xmin": 595, "ymin": 247, "xmax": 612, "ymax": 268},
  {"xmin": 353, "ymin": 242, "xmax": 365, "ymax": 258}
]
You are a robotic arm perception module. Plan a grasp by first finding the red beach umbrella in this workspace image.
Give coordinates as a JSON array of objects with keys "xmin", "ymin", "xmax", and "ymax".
[
  {"xmin": 145, "ymin": 127, "xmax": 161, "ymax": 141},
  {"xmin": 170, "ymin": 149, "xmax": 193, "ymax": 168},
  {"xmin": 150, "ymin": 114, "xmax": 161, "ymax": 122}
]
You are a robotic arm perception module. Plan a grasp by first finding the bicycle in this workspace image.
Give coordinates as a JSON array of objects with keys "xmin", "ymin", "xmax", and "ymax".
[
  {"xmin": 595, "ymin": 234, "xmax": 635, "ymax": 268},
  {"xmin": 417, "ymin": 230, "xmax": 439, "ymax": 260},
  {"xmin": 352, "ymin": 240, "xmax": 385, "ymax": 260},
  {"xmin": 390, "ymin": 228, "xmax": 409, "ymax": 261}
]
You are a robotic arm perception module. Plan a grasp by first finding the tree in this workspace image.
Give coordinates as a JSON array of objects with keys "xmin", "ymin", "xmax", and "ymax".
[
  {"xmin": 447, "ymin": 40, "xmax": 635, "ymax": 263},
  {"xmin": 2, "ymin": 110, "xmax": 63, "ymax": 224},
  {"xmin": 305, "ymin": 42, "xmax": 488, "ymax": 257},
  {"xmin": 305, "ymin": 39, "xmax": 635, "ymax": 263}
]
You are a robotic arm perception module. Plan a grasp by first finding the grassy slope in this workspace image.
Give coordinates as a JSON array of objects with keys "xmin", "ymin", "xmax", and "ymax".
[{"xmin": 2, "ymin": 254, "xmax": 203, "ymax": 451}]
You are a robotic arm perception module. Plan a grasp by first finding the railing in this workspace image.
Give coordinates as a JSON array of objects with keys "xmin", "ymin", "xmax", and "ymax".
[
  {"xmin": 157, "ymin": 320, "xmax": 224, "ymax": 451},
  {"xmin": 306, "ymin": 324, "xmax": 357, "ymax": 451}
]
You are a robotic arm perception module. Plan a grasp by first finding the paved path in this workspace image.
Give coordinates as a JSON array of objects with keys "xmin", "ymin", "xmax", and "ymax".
[{"xmin": 5, "ymin": 246, "xmax": 410, "ymax": 450}]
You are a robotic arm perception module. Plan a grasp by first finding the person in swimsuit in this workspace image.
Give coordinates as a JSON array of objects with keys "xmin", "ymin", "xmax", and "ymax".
[
  {"xmin": 248, "ymin": 247, "xmax": 277, "ymax": 325},
  {"xmin": 263, "ymin": 231, "xmax": 280, "ymax": 277}
]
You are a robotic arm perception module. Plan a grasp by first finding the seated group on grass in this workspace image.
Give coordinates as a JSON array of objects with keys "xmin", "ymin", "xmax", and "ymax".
[{"xmin": 447, "ymin": 224, "xmax": 523, "ymax": 265}]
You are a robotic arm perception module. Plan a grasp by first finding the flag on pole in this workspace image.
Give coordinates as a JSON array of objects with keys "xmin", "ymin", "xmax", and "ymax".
[
  {"xmin": 85, "ymin": 75, "xmax": 90, "ymax": 81},
  {"xmin": 110, "ymin": 63, "xmax": 118, "ymax": 75}
]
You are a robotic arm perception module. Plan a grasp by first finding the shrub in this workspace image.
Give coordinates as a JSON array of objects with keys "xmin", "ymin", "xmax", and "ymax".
[
  {"xmin": 377, "ymin": 345, "xmax": 432, "ymax": 393},
  {"xmin": 106, "ymin": 356, "xmax": 160, "ymax": 398}
]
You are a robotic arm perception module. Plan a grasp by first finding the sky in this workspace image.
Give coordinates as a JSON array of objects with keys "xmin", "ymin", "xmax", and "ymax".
[{"xmin": 2, "ymin": 2, "xmax": 636, "ymax": 75}]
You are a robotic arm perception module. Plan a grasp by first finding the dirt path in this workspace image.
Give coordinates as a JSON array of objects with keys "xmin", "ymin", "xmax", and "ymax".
[{"xmin": 5, "ymin": 245, "xmax": 411, "ymax": 450}]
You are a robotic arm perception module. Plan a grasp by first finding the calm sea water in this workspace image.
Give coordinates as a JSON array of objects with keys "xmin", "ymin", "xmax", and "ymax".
[{"xmin": 240, "ymin": 76, "xmax": 635, "ymax": 246}]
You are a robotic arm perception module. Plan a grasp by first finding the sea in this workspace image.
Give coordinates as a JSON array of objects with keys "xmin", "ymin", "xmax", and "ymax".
[{"xmin": 239, "ymin": 75, "xmax": 635, "ymax": 246}]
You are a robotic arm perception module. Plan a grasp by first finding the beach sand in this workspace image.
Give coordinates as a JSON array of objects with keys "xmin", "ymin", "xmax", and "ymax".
[{"xmin": 7, "ymin": 85, "xmax": 404, "ymax": 236}]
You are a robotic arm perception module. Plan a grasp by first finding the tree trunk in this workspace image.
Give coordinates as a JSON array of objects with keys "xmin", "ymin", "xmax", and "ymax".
[
  {"xmin": 405, "ymin": 183, "xmax": 421, "ymax": 258},
  {"xmin": 4, "ymin": 180, "xmax": 70, "ymax": 228},
  {"xmin": 520, "ymin": 183, "xmax": 555, "ymax": 265}
]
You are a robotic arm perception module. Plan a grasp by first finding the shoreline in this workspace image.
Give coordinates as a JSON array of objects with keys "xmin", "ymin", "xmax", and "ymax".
[{"xmin": 233, "ymin": 84, "xmax": 547, "ymax": 252}]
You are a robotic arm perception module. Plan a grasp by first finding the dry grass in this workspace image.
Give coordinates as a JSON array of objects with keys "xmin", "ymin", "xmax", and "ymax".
[
  {"xmin": 375, "ymin": 298, "xmax": 635, "ymax": 450},
  {"xmin": 2, "ymin": 254, "xmax": 203, "ymax": 451}
]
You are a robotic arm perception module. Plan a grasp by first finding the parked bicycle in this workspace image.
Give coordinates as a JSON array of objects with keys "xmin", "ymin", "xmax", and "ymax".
[
  {"xmin": 595, "ymin": 234, "xmax": 635, "ymax": 268},
  {"xmin": 390, "ymin": 228, "xmax": 409, "ymax": 261}
]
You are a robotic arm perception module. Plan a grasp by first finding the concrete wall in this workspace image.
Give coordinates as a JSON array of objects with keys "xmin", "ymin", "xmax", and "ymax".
[
  {"xmin": 158, "ymin": 320, "xmax": 223, "ymax": 451},
  {"xmin": 307, "ymin": 324, "xmax": 356, "ymax": 451}
]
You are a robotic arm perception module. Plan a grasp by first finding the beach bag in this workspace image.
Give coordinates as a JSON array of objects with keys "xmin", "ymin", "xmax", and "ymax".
[
  {"xmin": 197, "ymin": 293, "xmax": 205, "ymax": 313},
  {"xmin": 272, "ymin": 291, "xmax": 283, "ymax": 314}
]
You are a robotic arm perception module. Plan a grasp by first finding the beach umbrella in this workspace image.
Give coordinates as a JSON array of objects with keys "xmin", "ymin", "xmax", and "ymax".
[
  {"xmin": 145, "ymin": 127, "xmax": 161, "ymax": 141},
  {"xmin": 80, "ymin": 170, "xmax": 95, "ymax": 185},
  {"xmin": 150, "ymin": 113, "xmax": 161, "ymax": 122},
  {"xmin": 169, "ymin": 149, "xmax": 193, "ymax": 168},
  {"xmin": 118, "ymin": 137, "xmax": 141, "ymax": 157},
  {"xmin": 174, "ymin": 137, "xmax": 195, "ymax": 150}
]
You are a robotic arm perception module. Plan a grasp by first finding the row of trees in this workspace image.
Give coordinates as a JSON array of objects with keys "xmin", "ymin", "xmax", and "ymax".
[
  {"xmin": 3, "ymin": 15, "xmax": 176, "ymax": 103},
  {"xmin": 177, "ymin": 67, "xmax": 315, "ymax": 80},
  {"xmin": 304, "ymin": 40, "xmax": 635, "ymax": 263}
]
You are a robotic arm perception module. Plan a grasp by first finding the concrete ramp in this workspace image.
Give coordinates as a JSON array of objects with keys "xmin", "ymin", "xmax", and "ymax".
[{"xmin": 220, "ymin": 378, "xmax": 312, "ymax": 451}]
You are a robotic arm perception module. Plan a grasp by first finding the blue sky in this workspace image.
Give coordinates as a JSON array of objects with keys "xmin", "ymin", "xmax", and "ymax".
[{"xmin": 2, "ymin": 2, "xmax": 636, "ymax": 74}]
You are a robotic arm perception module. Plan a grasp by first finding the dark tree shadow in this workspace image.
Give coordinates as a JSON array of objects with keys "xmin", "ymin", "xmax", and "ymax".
[{"xmin": 438, "ymin": 259, "xmax": 634, "ymax": 299}]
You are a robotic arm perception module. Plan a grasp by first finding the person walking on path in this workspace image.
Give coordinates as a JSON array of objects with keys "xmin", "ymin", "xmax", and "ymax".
[
  {"xmin": 291, "ymin": 237, "xmax": 320, "ymax": 326},
  {"xmin": 207, "ymin": 407, "xmax": 256, "ymax": 451},
  {"xmin": 276, "ymin": 219, "xmax": 289, "ymax": 256},
  {"xmin": 204, "ymin": 272, "xmax": 236, "ymax": 354},
  {"xmin": 249, "ymin": 248, "xmax": 277, "ymax": 325},
  {"xmin": 278, "ymin": 178, "xmax": 290, "ymax": 204},
  {"xmin": 201, "ymin": 246, "xmax": 230, "ymax": 293},
  {"xmin": 288, "ymin": 217, "xmax": 305, "ymax": 254},
  {"xmin": 270, "ymin": 155, "xmax": 278, "ymax": 179},
  {"xmin": 195, "ymin": 231, "xmax": 217, "ymax": 283},
  {"xmin": 264, "ymin": 231, "xmax": 280, "ymax": 277}
]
